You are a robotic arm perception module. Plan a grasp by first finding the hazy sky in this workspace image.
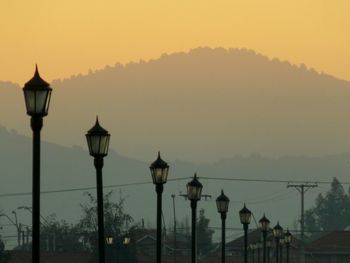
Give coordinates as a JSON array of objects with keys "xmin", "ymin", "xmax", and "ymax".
[{"xmin": 1, "ymin": 0, "xmax": 349, "ymax": 84}]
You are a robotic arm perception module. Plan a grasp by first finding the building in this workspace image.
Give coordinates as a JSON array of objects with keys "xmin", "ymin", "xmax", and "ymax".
[{"xmin": 305, "ymin": 231, "xmax": 350, "ymax": 263}]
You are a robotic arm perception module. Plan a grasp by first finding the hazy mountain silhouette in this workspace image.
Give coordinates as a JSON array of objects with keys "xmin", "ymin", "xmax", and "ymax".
[
  {"xmin": 1, "ymin": 126, "xmax": 350, "ymax": 248},
  {"xmin": 1, "ymin": 47, "xmax": 350, "ymax": 162}
]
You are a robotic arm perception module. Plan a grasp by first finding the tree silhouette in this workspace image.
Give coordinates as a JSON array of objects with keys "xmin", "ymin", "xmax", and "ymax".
[
  {"xmin": 197, "ymin": 209, "xmax": 214, "ymax": 256},
  {"xmin": 305, "ymin": 178, "xmax": 350, "ymax": 239}
]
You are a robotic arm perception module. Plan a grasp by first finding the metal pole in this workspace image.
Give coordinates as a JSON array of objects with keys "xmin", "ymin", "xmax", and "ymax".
[
  {"xmin": 252, "ymin": 249, "xmax": 255, "ymax": 263},
  {"xmin": 286, "ymin": 244, "xmax": 290, "ymax": 263},
  {"xmin": 26, "ymin": 227, "xmax": 30, "ymax": 250},
  {"xmin": 31, "ymin": 116, "xmax": 42, "ymax": 263},
  {"xmin": 263, "ymin": 232, "xmax": 267, "ymax": 263},
  {"xmin": 156, "ymin": 184, "xmax": 164, "ymax": 263},
  {"xmin": 171, "ymin": 194, "xmax": 177, "ymax": 263},
  {"xmin": 258, "ymin": 245, "xmax": 260, "ymax": 263},
  {"xmin": 275, "ymin": 238, "xmax": 279, "ymax": 263},
  {"xmin": 280, "ymin": 243, "xmax": 283, "ymax": 263},
  {"xmin": 22, "ymin": 231, "xmax": 25, "ymax": 249},
  {"xmin": 244, "ymin": 224, "xmax": 248, "ymax": 263},
  {"xmin": 300, "ymin": 186, "xmax": 305, "ymax": 263},
  {"xmin": 221, "ymin": 213, "xmax": 226, "ymax": 263},
  {"xmin": 18, "ymin": 223, "xmax": 22, "ymax": 248},
  {"xmin": 191, "ymin": 200, "xmax": 197, "ymax": 263},
  {"xmin": 95, "ymin": 157, "xmax": 105, "ymax": 263}
]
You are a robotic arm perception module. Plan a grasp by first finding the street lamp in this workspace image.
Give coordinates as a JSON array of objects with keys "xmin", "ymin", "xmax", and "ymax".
[
  {"xmin": 86, "ymin": 117, "xmax": 111, "ymax": 263},
  {"xmin": 273, "ymin": 222, "xmax": 283, "ymax": 263},
  {"xmin": 187, "ymin": 174, "xmax": 203, "ymax": 263},
  {"xmin": 239, "ymin": 204, "xmax": 252, "ymax": 263},
  {"xmin": 259, "ymin": 214, "xmax": 270, "ymax": 263},
  {"xmin": 150, "ymin": 152, "xmax": 169, "ymax": 263},
  {"xmin": 284, "ymin": 230, "xmax": 292, "ymax": 263},
  {"xmin": 216, "ymin": 190, "xmax": 230, "ymax": 263},
  {"xmin": 23, "ymin": 66, "xmax": 52, "ymax": 263}
]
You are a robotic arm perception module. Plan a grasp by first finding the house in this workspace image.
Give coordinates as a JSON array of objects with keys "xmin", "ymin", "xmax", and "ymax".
[
  {"xmin": 223, "ymin": 229, "xmax": 301, "ymax": 263},
  {"xmin": 305, "ymin": 231, "xmax": 350, "ymax": 263}
]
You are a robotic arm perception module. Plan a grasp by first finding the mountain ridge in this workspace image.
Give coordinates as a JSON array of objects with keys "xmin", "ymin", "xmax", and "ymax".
[
  {"xmin": 1, "ymin": 47, "xmax": 348, "ymax": 86},
  {"xmin": 1, "ymin": 47, "xmax": 350, "ymax": 162},
  {"xmin": 53, "ymin": 47, "xmax": 349, "ymax": 85}
]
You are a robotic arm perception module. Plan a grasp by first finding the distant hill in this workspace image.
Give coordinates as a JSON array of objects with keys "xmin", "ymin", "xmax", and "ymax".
[
  {"xmin": 1, "ymin": 126, "xmax": 350, "ymax": 248},
  {"xmin": 1, "ymin": 47, "xmax": 350, "ymax": 162}
]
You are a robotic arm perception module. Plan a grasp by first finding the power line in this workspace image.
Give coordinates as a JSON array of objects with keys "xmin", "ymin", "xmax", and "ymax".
[
  {"xmin": 0, "ymin": 177, "xmax": 191, "ymax": 198},
  {"xmin": 201, "ymin": 176, "xmax": 347, "ymax": 185},
  {"xmin": 0, "ymin": 176, "xmax": 341, "ymax": 199}
]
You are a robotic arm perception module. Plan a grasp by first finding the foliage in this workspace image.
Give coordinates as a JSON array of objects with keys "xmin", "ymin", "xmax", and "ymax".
[
  {"xmin": 305, "ymin": 178, "xmax": 350, "ymax": 239},
  {"xmin": 197, "ymin": 209, "xmax": 214, "ymax": 256},
  {"xmin": 77, "ymin": 191, "xmax": 134, "ymax": 253},
  {"xmin": 40, "ymin": 216, "xmax": 85, "ymax": 252}
]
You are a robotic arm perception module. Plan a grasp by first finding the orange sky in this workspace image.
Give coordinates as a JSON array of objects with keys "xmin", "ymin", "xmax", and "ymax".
[{"xmin": 1, "ymin": 0, "xmax": 350, "ymax": 84}]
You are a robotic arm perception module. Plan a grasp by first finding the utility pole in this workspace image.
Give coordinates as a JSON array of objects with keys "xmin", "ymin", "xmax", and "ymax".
[
  {"xmin": 171, "ymin": 194, "xmax": 177, "ymax": 263},
  {"xmin": 287, "ymin": 183, "xmax": 317, "ymax": 263}
]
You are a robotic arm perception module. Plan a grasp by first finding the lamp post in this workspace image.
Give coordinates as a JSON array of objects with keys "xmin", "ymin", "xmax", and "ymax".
[
  {"xmin": 284, "ymin": 230, "xmax": 292, "ymax": 263},
  {"xmin": 239, "ymin": 204, "xmax": 252, "ymax": 263},
  {"xmin": 86, "ymin": 117, "xmax": 111, "ymax": 263},
  {"xmin": 259, "ymin": 214, "xmax": 270, "ymax": 263},
  {"xmin": 250, "ymin": 244, "xmax": 256, "ymax": 263},
  {"xmin": 23, "ymin": 66, "xmax": 52, "ymax": 263},
  {"xmin": 272, "ymin": 222, "xmax": 283, "ymax": 263},
  {"xmin": 216, "ymin": 190, "xmax": 230, "ymax": 263},
  {"xmin": 279, "ymin": 237, "xmax": 284, "ymax": 263},
  {"xmin": 187, "ymin": 174, "xmax": 203, "ymax": 263},
  {"xmin": 257, "ymin": 243, "xmax": 262, "ymax": 263},
  {"xmin": 150, "ymin": 152, "xmax": 170, "ymax": 263},
  {"xmin": 266, "ymin": 241, "xmax": 272, "ymax": 263}
]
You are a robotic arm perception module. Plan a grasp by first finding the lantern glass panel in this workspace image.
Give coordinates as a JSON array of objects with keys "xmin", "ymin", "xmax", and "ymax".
[
  {"xmin": 187, "ymin": 184, "xmax": 202, "ymax": 201},
  {"xmin": 216, "ymin": 199, "xmax": 229, "ymax": 213},
  {"xmin": 151, "ymin": 167, "xmax": 169, "ymax": 184},
  {"xmin": 240, "ymin": 213, "xmax": 251, "ymax": 224},
  {"xmin": 273, "ymin": 227, "xmax": 283, "ymax": 238},
  {"xmin": 261, "ymin": 221, "xmax": 269, "ymax": 231},
  {"xmin": 123, "ymin": 237, "xmax": 131, "ymax": 246},
  {"xmin": 99, "ymin": 134, "xmax": 110, "ymax": 155},
  {"xmin": 88, "ymin": 135, "xmax": 101, "ymax": 156},
  {"xmin": 35, "ymin": 89, "xmax": 50, "ymax": 115},
  {"xmin": 285, "ymin": 232, "xmax": 292, "ymax": 243},
  {"xmin": 24, "ymin": 89, "xmax": 51, "ymax": 116},
  {"xmin": 24, "ymin": 89, "xmax": 35, "ymax": 115},
  {"xmin": 106, "ymin": 236, "xmax": 113, "ymax": 245}
]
